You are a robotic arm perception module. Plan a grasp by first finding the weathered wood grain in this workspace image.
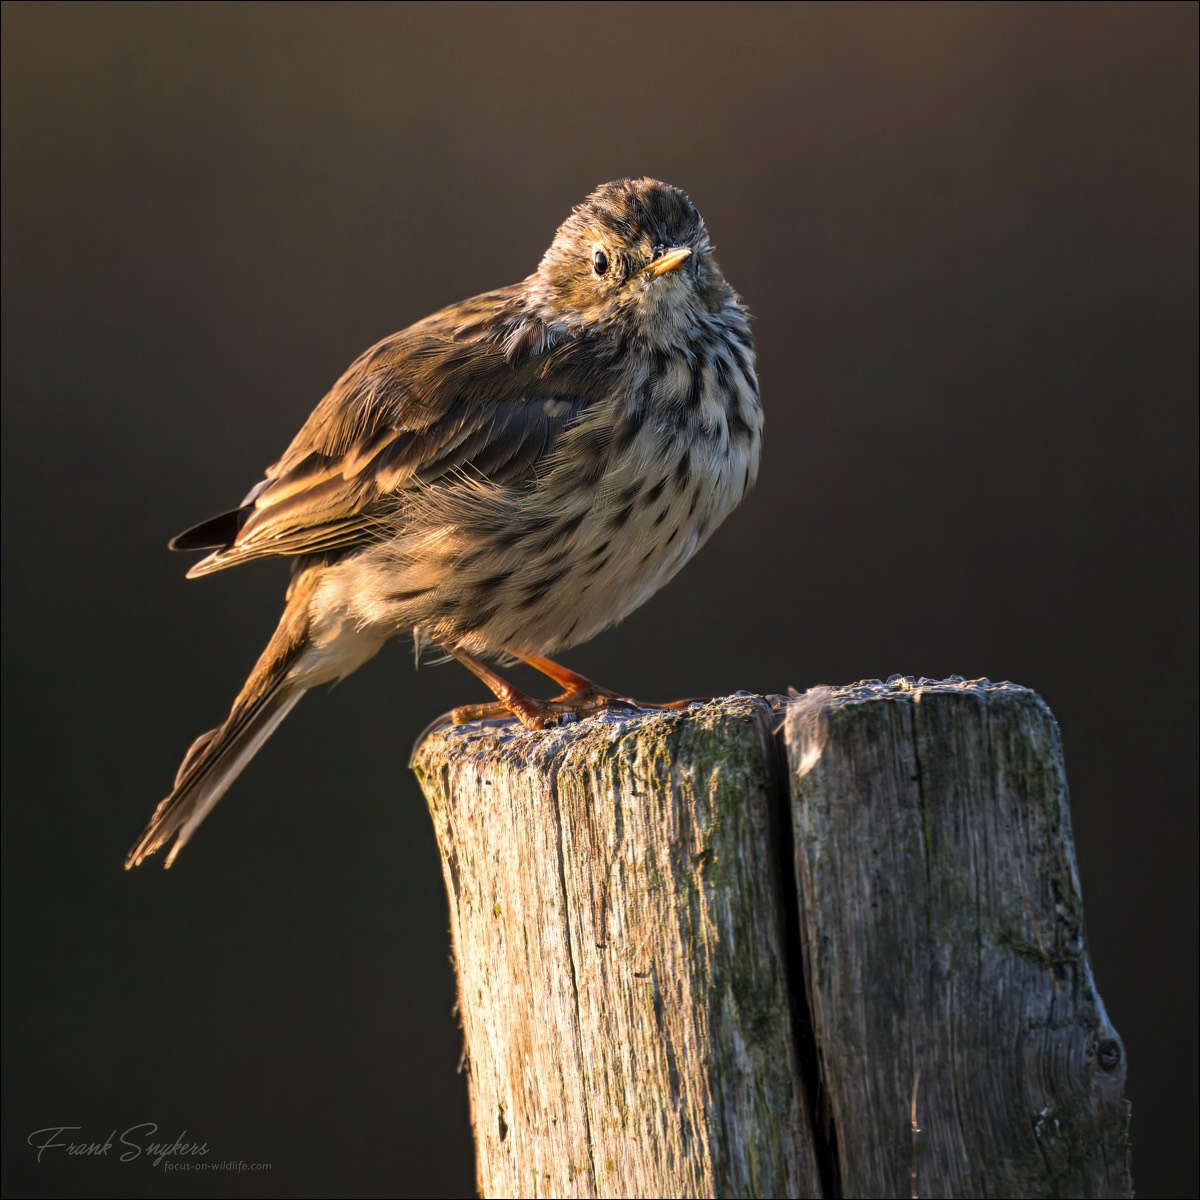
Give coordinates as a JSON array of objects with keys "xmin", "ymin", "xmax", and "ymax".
[
  {"xmin": 412, "ymin": 695, "xmax": 822, "ymax": 1199},
  {"xmin": 413, "ymin": 678, "xmax": 1131, "ymax": 1199},
  {"xmin": 786, "ymin": 677, "xmax": 1132, "ymax": 1199}
]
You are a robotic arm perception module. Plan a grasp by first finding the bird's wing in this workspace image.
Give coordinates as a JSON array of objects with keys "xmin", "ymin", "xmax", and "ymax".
[{"xmin": 175, "ymin": 290, "xmax": 598, "ymax": 577}]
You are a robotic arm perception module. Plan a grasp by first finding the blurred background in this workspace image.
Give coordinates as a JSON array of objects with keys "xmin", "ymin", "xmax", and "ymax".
[{"xmin": 3, "ymin": 3, "xmax": 1195, "ymax": 1196}]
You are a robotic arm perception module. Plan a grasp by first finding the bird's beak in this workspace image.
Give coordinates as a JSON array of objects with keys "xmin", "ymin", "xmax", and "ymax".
[{"xmin": 640, "ymin": 247, "xmax": 693, "ymax": 277}]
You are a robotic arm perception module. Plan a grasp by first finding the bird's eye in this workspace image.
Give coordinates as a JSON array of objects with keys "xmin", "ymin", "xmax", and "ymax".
[{"xmin": 592, "ymin": 247, "xmax": 610, "ymax": 276}]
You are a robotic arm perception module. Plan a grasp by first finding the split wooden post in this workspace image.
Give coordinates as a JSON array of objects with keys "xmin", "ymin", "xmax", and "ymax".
[{"xmin": 411, "ymin": 678, "xmax": 1132, "ymax": 1199}]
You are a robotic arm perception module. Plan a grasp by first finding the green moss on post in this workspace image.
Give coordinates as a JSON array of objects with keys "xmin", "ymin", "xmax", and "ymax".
[
  {"xmin": 413, "ymin": 696, "xmax": 820, "ymax": 1199},
  {"xmin": 786, "ymin": 678, "xmax": 1131, "ymax": 1199},
  {"xmin": 413, "ymin": 680, "xmax": 1131, "ymax": 1199}
]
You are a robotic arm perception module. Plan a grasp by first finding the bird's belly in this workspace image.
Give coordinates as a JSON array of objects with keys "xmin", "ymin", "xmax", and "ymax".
[{"xmin": 327, "ymin": 400, "xmax": 760, "ymax": 660}]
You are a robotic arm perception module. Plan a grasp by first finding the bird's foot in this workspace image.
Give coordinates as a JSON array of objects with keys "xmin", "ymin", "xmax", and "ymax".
[
  {"xmin": 450, "ymin": 685, "xmax": 701, "ymax": 731},
  {"xmin": 439, "ymin": 642, "xmax": 703, "ymax": 732}
]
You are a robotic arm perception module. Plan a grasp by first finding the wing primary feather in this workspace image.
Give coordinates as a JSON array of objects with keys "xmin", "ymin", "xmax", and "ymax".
[
  {"xmin": 170, "ymin": 294, "xmax": 597, "ymax": 573},
  {"xmin": 169, "ymin": 508, "xmax": 246, "ymax": 552}
]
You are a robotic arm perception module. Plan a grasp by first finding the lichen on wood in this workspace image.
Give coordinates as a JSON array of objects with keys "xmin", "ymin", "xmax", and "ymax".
[
  {"xmin": 412, "ymin": 678, "xmax": 1131, "ymax": 1199},
  {"xmin": 785, "ymin": 678, "xmax": 1131, "ymax": 1199},
  {"xmin": 413, "ymin": 695, "xmax": 820, "ymax": 1199}
]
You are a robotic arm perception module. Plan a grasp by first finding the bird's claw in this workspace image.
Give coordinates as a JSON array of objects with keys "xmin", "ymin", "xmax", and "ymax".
[{"xmin": 446, "ymin": 688, "xmax": 703, "ymax": 732}]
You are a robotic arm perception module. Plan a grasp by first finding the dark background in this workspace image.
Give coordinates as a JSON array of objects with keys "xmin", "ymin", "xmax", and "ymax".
[{"xmin": 3, "ymin": 3, "xmax": 1195, "ymax": 1196}]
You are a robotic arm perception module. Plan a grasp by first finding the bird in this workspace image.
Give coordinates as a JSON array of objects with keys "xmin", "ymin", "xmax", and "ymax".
[{"xmin": 126, "ymin": 177, "xmax": 761, "ymax": 869}]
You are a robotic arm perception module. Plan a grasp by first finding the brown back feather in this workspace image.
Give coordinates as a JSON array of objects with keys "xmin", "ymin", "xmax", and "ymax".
[{"xmin": 178, "ymin": 288, "xmax": 609, "ymax": 576}]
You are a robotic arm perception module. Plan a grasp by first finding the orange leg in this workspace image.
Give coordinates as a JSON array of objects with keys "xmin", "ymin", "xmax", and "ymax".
[
  {"xmin": 443, "ymin": 645, "xmax": 701, "ymax": 730},
  {"xmin": 515, "ymin": 652, "xmax": 600, "ymax": 696},
  {"xmin": 515, "ymin": 651, "xmax": 698, "ymax": 713},
  {"xmin": 444, "ymin": 646, "xmax": 563, "ymax": 730}
]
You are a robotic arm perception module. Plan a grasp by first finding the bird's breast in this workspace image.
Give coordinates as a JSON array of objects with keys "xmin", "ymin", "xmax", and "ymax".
[{"xmin": 326, "ymin": 323, "xmax": 761, "ymax": 660}]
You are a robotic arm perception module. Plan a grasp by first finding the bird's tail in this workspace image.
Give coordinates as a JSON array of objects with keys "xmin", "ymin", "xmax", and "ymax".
[
  {"xmin": 127, "ymin": 567, "xmax": 335, "ymax": 869},
  {"xmin": 127, "ymin": 685, "xmax": 304, "ymax": 869}
]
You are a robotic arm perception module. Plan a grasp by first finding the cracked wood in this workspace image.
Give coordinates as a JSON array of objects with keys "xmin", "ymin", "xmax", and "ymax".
[
  {"xmin": 413, "ymin": 695, "xmax": 818, "ymax": 1198},
  {"xmin": 412, "ymin": 680, "xmax": 1131, "ymax": 1199}
]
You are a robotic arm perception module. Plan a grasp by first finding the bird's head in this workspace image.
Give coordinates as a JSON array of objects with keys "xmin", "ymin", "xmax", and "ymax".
[{"xmin": 528, "ymin": 178, "xmax": 733, "ymax": 347}]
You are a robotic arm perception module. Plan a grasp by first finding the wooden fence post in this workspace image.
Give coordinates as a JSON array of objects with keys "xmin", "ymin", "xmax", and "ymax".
[
  {"xmin": 411, "ymin": 678, "xmax": 1131, "ymax": 1199},
  {"xmin": 785, "ymin": 678, "xmax": 1131, "ymax": 1199}
]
